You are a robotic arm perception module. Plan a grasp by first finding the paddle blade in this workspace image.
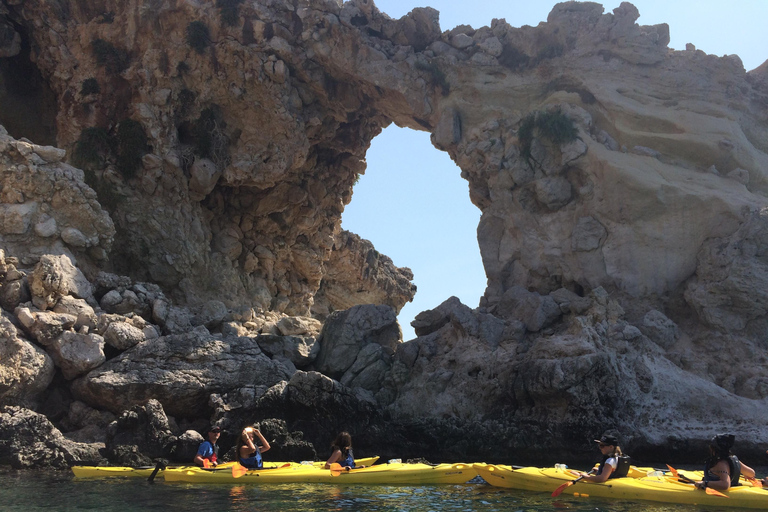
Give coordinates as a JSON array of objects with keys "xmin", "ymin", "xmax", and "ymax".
[
  {"xmin": 665, "ymin": 464, "xmax": 679, "ymax": 478},
  {"xmin": 746, "ymin": 476, "xmax": 763, "ymax": 488},
  {"xmin": 232, "ymin": 463, "xmax": 248, "ymax": 479},
  {"xmin": 551, "ymin": 481, "xmax": 572, "ymax": 497},
  {"xmin": 705, "ymin": 487, "xmax": 729, "ymax": 498},
  {"xmin": 203, "ymin": 459, "xmax": 211, "ymax": 469},
  {"xmin": 329, "ymin": 463, "xmax": 344, "ymax": 477}
]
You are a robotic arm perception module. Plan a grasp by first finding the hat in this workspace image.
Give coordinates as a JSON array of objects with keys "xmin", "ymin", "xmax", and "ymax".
[
  {"xmin": 595, "ymin": 434, "xmax": 618, "ymax": 446},
  {"xmin": 710, "ymin": 434, "xmax": 734, "ymax": 451},
  {"xmin": 209, "ymin": 426, "xmax": 221, "ymax": 433}
]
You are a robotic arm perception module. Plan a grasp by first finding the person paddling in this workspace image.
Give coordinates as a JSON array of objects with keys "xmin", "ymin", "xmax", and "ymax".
[
  {"xmin": 193, "ymin": 425, "xmax": 221, "ymax": 467},
  {"xmin": 694, "ymin": 434, "xmax": 756, "ymax": 491},
  {"xmin": 324, "ymin": 431, "xmax": 365, "ymax": 469},
  {"xmin": 577, "ymin": 434, "xmax": 629, "ymax": 483},
  {"xmin": 238, "ymin": 425, "xmax": 271, "ymax": 469}
]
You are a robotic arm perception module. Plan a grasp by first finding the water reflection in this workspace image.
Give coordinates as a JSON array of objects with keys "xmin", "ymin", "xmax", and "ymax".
[{"xmin": 0, "ymin": 470, "xmax": 755, "ymax": 512}]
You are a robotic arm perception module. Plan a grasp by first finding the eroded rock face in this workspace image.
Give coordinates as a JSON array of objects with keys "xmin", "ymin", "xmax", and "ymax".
[
  {"xmin": 0, "ymin": 406, "xmax": 102, "ymax": 469},
  {"xmin": 1, "ymin": 0, "xmax": 768, "ymax": 465}
]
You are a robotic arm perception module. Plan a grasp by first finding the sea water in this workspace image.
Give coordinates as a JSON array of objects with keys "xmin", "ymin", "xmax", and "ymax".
[{"xmin": 0, "ymin": 468, "xmax": 743, "ymax": 512}]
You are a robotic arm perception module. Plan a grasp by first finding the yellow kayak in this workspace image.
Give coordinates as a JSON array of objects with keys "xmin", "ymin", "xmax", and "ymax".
[
  {"xmin": 474, "ymin": 464, "xmax": 768, "ymax": 509},
  {"xmin": 164, "ymin": 461, "xmax": 476, "ymax": 485},
  {"xmin": 71, "ymin": 456, "xmax": 380, "ymax": 479}
]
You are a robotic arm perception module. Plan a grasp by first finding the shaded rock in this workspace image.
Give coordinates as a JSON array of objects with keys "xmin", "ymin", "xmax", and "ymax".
[
  {"xmin": 0, "ymin": 406, "xmax": 103, "ymax": 468},
  {"xmin": 256, "ymin": 334, "xmax": 319, "ymax": 368},
  {"xmin": 315, "ymin": 304, "xmax": 400, "ymax": 380},
  {"xmin": 639, "ymin": 310, "xmax": 679, "ymax": 349},
  {"xmin": 105, "ymin": 399, "xmax": 177, "ymax": 465},
  {"xmin": 71, "ymin": 328, "xmax": 293, "ymax": 417},
  {"xmin": 497, "ymin": 286, "xmax": 561, "ymax": 332}
]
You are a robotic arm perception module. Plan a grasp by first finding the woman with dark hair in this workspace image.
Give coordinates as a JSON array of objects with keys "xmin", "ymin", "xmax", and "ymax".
[
  {"xmin": 694, "ymin": 434, "xmax": 756, "ymax": 491},
  {"xmin": 577, "ymin": 433, "xmax": 630, "ymax": 483},
  {"xmin": 324, "ymin": 431, "xmax": 366, "ymax": 469},
  {"xmin": 238, "ymin": 425, "xmax": 271, "ymax": 469}
]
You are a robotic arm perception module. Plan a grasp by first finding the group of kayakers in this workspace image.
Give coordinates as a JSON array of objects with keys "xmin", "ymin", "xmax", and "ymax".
[
  {"xmin": 193, "ymin": 424, "xmax": 766, "ymax": 489},
  {"xmin": 587, "ymin": 432, "xmax": 768, "ymax": 491},
  {"xmin": 194, "ymin": 424, "xmax": 361, "ymax": 470}
]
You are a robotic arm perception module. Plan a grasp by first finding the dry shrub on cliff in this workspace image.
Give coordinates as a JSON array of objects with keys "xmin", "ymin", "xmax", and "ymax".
[
  {"xmin": 91, "ymin": 39, "xmax": 130, "ymax": 74},
  {"xmin": 80, "ymin": 78, "xmax": 100, "ymax": 96},
  {"xmin": 518, "ymin": 109, "xmax": 578, "ymax": 168},
  {"xmin": 217, "ymin": 0, "xmax": 243, "ymax": 27},
  {"xmin": 72, "ymin": 127, "xmax": 110, "ymax": 170},
  {"xmin": 116, "ymin": 119, "xmax": 149, "ymax": 180},
  {"xmin": 186, "ymin": 21, "xmax": 210, "ymax": 54}
]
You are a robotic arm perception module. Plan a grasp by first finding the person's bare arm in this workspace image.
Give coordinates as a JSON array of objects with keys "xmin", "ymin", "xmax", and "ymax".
[
  {"xmin": 254, "ymin": 429, "xmax": 270, "ymax": 453},
  {"xmin": 324, "ymin": 449, "xmax": 341, "ymax": 469}
]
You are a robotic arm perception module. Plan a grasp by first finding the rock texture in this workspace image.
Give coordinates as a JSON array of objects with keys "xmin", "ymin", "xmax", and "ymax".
[{"xmin": 1, "ymin": 0, "xmax": 768, "ymax": 466}]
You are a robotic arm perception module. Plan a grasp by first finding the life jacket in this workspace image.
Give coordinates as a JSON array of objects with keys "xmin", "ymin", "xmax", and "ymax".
[
  {"xmin": 704, "ymin": 455, "xmax": 742, "ymax": 486},
  {"xmin": 598, "ymin": 454, "xmax": 630, "ymax": 479},
  {"xmin": 197, "ymin": 440, "xmax": 218, "ymax": 464},
  {"xmin": 240, "ymin": 446, "xmax": 263, "ymax": 469},
  {"xmin": 339, "ymin": 448, "xmax": 355, "ymax": 468}
]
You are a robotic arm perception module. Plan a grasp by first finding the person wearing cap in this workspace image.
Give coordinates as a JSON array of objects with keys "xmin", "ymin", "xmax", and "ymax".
[
  {"xmin": 577, "ymin": 434, "xmax": 629, "ymax": 483},
  {"xmin": 238, "ymin": 424, "xmax": 271, "ymax": 469},
  {"xmin": 694, "ymin": 434, "xmax": 757, "ymax": 491},
  {"xmin": 193, "ymin": 426, "xmax": 221, "ymax": 467}
]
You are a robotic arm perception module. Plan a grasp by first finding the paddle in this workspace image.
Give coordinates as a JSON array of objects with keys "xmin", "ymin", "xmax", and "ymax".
[
  {"xmin": 232, "ymin": 462, "xmax": 291, "ymax": 478},
  {"xmin": 744, "ymin": 476, "xmax": 763, "ymax": 488},
  {"xmin": 203, "ymin": 459, "xmax": 211, "ymax": 469},
  {"xmin": 552, "ymin": 475, "xmax": 584, "ymax": 497},
  {"xmin": 232, "ymin": 462, "xmax": 248, "ymax": 478},
  {"xmin": 665, "ymin": 464, "xmax": 729, "ymax": 497},
  {"xmin": 330, "ymin": 463, "xmax": 350, "ymax": 476},
  {"xmin": 147, "ymin": 460, "xmax": 166, "ymax": 483}
]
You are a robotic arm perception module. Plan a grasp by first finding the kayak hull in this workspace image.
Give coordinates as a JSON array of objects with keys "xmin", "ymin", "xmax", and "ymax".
[
  {"xmin": 474, "ymin": 464, "xmax": 768, "ymax": 509},
  {"xmin": 164, "ymin": 462, "xmax": 477, "ymax": 485},
  {"xmin": 71, "ymin": 456, "xmax": 379, "ymax": 479}
]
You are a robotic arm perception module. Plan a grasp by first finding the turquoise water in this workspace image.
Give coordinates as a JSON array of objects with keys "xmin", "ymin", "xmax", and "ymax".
[{"xmin": 0, "ymin": 469, "xmax": 742, "ymax": 512}]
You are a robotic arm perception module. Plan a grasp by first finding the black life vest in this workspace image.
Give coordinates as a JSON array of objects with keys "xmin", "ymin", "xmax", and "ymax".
[
  {"xmin": 703, "ymin": 455, "xmax": 742, "ymax": 486},
  {"xmin": 598, "ymin": 454, "xmax": 630, "ymax": 479}
]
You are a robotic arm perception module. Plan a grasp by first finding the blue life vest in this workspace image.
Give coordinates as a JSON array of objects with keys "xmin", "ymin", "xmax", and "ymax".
[
  {"xmin": 197, "ymin": 440, "xmax": 219, "ymax": 463},
  {"xmin": 339, "ymin": 448, "xmax": 355, "ymax": 469},
  {"xmin": 240, "ymin": 447, "xmax": 263, "ymax": 469}
]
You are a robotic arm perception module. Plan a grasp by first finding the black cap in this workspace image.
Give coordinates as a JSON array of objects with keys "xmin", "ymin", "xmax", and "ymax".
[
  {"xmin": 595, "ymin": 434, "xmax": 618, "ymax": 446},
  {"xmin": 711, "ymin": 434, "xmax": 734, "ymax": 451},
  {"xmin": 209, "ymin": 426, "xmax": 221, "ymax": 433}
]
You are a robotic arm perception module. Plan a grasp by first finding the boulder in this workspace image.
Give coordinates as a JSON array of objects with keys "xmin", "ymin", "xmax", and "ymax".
[
  {"xmin": 0, "ymin": 311, "xmax": 55, "ymax": 406},
  {"xmin": 0, "ymin": 406, "xmax": 103, "ymax": 468},
  {"xmin": 28, "ymin": 254, "xmax": 93, "ymax": 310},
  {"xmin": 314, "ymin": 304, "xmax": 400, "ymax": 379}
]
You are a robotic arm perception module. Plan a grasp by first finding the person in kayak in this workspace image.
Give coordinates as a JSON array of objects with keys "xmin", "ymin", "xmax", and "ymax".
[
  {"xmin": 694, "ymin": 434, "xmax": 757, "ymax": 491},
  {"xmin": 238, "ymin": 425, "xmax": 271, "ymax": 469},
  {"xmin": 577, "ymin": 434, "xmax": 629, "ymax": 483},
  {"xmin": 324, "ymin": 431, "xmax": 366, "ymax": 469},
  {"xmin": 193, "ymin": 425, "xmax": 221, "ymax": 467}
]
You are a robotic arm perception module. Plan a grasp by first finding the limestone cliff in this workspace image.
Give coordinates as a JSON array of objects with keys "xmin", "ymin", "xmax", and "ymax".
[{"xmin": 1, "ymin": 0, "xmax": 768, "ymax": 465}]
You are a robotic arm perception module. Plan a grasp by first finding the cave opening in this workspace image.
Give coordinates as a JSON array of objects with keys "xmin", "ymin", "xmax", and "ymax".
[
  {"xmin": 341, "ymin": 125, "xmax": 486, "ymax": 341},
  {"xmin": 0, "ymin": 21, "xmax": 57, "ymax": 145}
]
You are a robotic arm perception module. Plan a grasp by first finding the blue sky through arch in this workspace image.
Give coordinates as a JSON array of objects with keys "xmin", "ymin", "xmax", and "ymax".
[{"xmin": 341, "ymin": 126, "xmax": 485, "ymax": 341}]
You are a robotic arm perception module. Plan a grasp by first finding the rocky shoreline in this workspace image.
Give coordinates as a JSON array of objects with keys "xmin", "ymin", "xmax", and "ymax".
[{"xmin": 2, "ymin": 0, "xmax": 768, "ymax": 470}]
